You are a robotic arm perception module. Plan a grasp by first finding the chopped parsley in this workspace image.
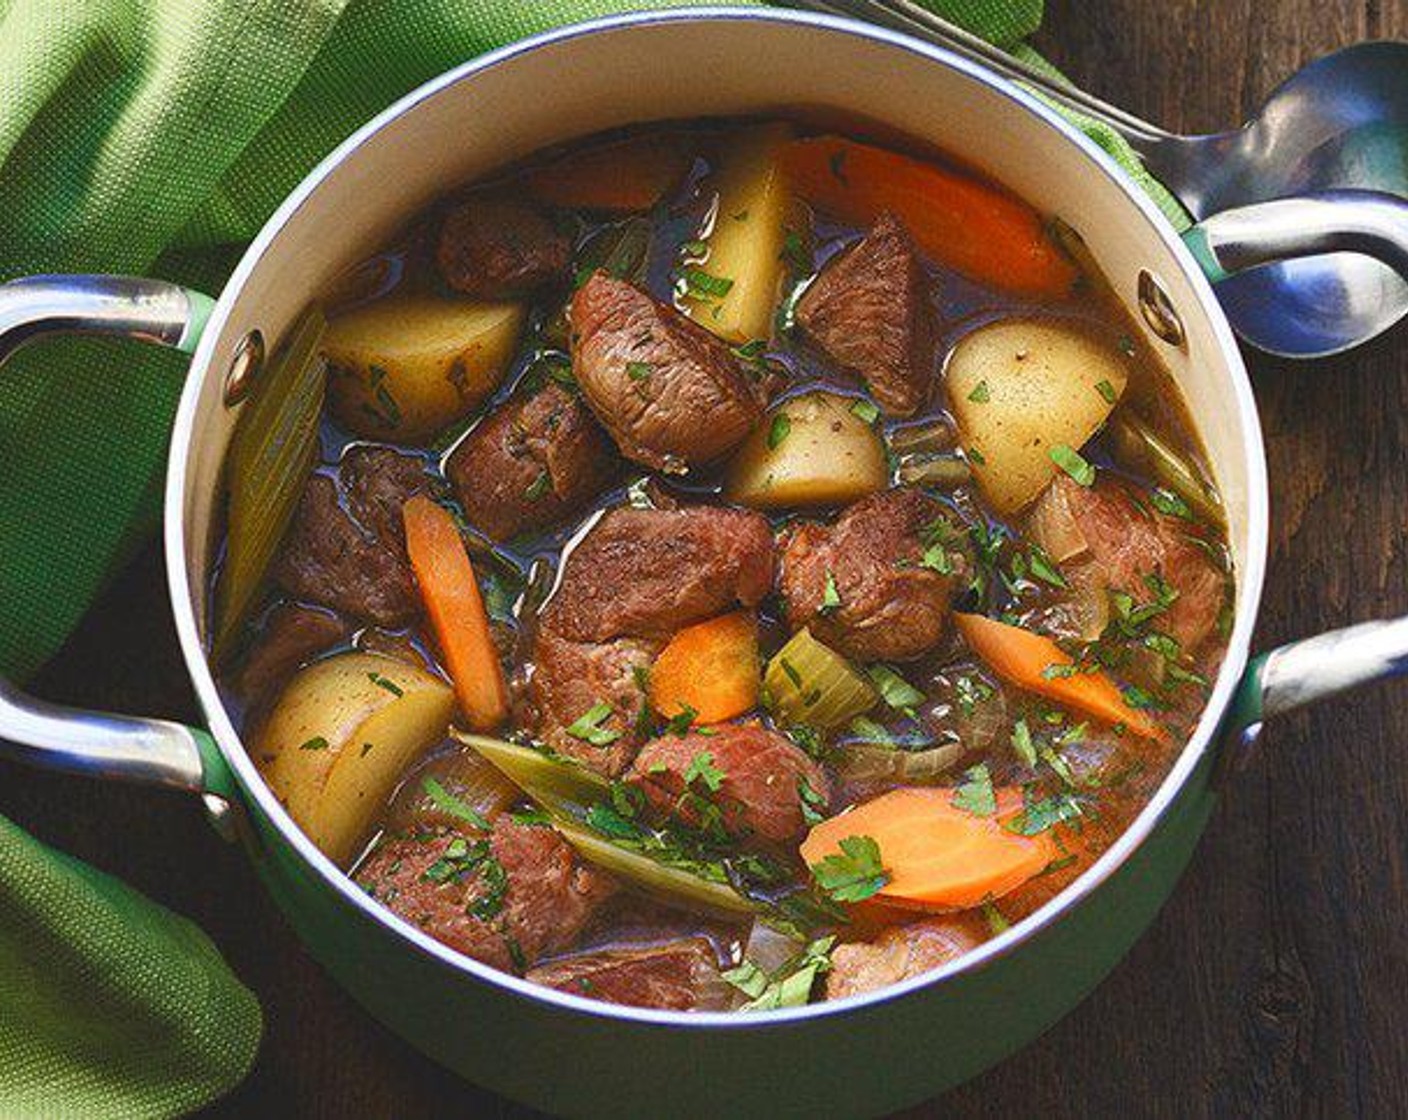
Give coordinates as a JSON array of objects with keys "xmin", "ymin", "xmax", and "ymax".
[
  {"xmin": 1050, "ymin": 444, "xmax": 1095, "ymax": 486},
  {"xmin": 850, "ymin": 398, "xmax": 880, "ymax": 425},
  {"xmin": 967, "ymin": 446, "xmax": 987, "ymax": 467},
  {"xmin": 1005, "ymin": 790, "xmax": 1085, "ymax": 836},
  {"xmin": 809, "ymin": 835, "xmax": 888, "ymax": 903},
  {"xmin": 1149, "ymin": 487, "xmax": 1192, "ymax": 519},
  {"xmin": 867, "ymin": 664, "xmax": 925, "ymax": 711},
  {"xmin": 422, "ymin": 776, "xmax": 490, "ymax": 831},
  {"xmin": 780, "ymin": 227, "xmax": 811, "ymax": 273},
  {"xmin": 819, "ymin": 571, "xmax": 842, "ymax": 614},
  {"xmin": 523, "ymin": 469, "xmax": 551, "ymax": 501},
  {"xmin": 1010, "ymin": 719, "xmax": 1037, "ymax": 768},
  {"xmin": 565, "ymin": 701, "xmax": 622, "ymax": 747},
  {"xmin": 664, "ymin": 703, "xmax": 700, "ymax": 737},
  {"xmin": 367, "ymin": 672, "xmax": 404, "ymax": 698},
  {"xmin": 682, "ymin": 266, "xmax": 735, "ymax": 299},
  {"xmin": 768, "ymin": 412, "xmax": 791, "ymax": 449},
  {"xmin": 967, "ymin": 379, "xmax": 992, "ymax": 404},
  {"xmin": 683, "ymin": 750, "xmax": 725, "ymax": 792},
  {"xmin": 1095, "ymin": 378, "xmax": 1119, "ymax": 404},
  {"xmin": 626, "ymin": 360, "xmax": 653, "ymax": 381},
  {"xmin": 1026, "ymin": 544, "xmax": 1068, "ymax": 588},
  {"xmin": 724, "ymin": 935, "xmax": 836, "ymax": 1011},
  {"xmin": 982, "ymin": 900, "xmax": 1011, "ymax": 935},
  {"xmin": 952, "ymin": 762, "xmax": 997, "ymax": 817},
  {"xmin": 421, "ymin": 837, "xmax": 509, "ymax": 921},
  {"xmin": 798, "ymin": 777, "xmax": 827, "ymax": 826},
  {"xmin": 954, "ymin": 674, "xmax": 994, "ymax": 717},
  {"xmin": 298, "ymin": 736, "xmax": 329, "ymax": 751}
]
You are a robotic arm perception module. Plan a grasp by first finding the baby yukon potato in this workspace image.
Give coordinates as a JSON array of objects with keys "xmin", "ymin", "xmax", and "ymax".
[
  {"xmin": 683, "ymin": 122, "xmax": 795, "ymax": 344},
  {"xmin": 256, "ymin": 652, "xmax": 456, "ymax": 866},
  {"xmin": 947, "ymin": 319, "xmax": 1129, "ymax": 513},
  {"xmin": 725, "ymin": 391, "xmax": 887, "ymax": 509},
  {"xmin": 324, "ymin": 293, "xmax": 525, "ymax": 442}
]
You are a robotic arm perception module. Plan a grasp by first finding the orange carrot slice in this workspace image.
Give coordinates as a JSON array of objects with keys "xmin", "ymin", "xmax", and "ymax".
[
  {"xmin": 782, "ymin": 135, "xmax": 1077, "ymax": 298},
  {"xmin": 521, "ymin": 132, "xmax": 694, "ymax": 213},
  {"xmin": 648, "ymin": 612, "xmax": 760, "ymax": 724},
  {"xmin": 954, "ymin": 612, "xmax": 1169, "ymax": 743},
  {"xmin": 801, "ymin": 787, "xmax": 1056, "ymax": 911},
  {"xmin": 402, "ymin": 496, "xmax": 508, "ymax": 731}
]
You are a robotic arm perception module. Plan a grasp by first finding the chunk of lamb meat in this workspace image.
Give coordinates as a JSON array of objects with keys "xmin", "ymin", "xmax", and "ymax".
[
  {"xmin": 795, "ymin": 212, "xmax": 935, "ymax": 417},
  {"xmin": 824, "ymin": 915, "xmax": 987, "ymax": 1000},
  {"xmin": 446, "ymin": 382, "xmax": 619, "ymax": 541},
  {"xmin": 237, "ymin": 603, "xmax": 350, "ymax": 713},
  {"xmin": 357, "ymin": 817, "xmax": 614, "ymax": 973},
  {"xmin": 435, "ymin": 191, "xmax": 570, "ymax": 297},
  {"xmin": 570, "ymin": 272, "xmax": 766, "ymax": 470},
  {"xmin": 627, "ymin": 723, "xmax": 831, "ymax": 845},
  {"xmin": 275, "ymin": 446, "xmax": 434, "ymax": 626},
  {"xmin": 542, "ymin": 505, "xmax": 775, "ymax": 643},
  {"xmin": 780, "ymin": 488, "xmax": 959, "ymax": 662},
  {"xmin": 527, "ymin": 629, "xmax": 658, "ymax": 777},
  {"xmin": 1041, "ymin": 474, "xmax": 1226, "ymax": 653},
  {"xmin": 528, "ymin": 939, "xmax": 729, "ymax": 1011}
]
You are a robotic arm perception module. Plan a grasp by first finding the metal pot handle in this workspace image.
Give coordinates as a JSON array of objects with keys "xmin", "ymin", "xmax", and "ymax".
[
  {"xmin": 1183, "ymin": 189, "xmax": 1408, "ymax": 281},
  {"xmin": 0, "ymin": 274, "xmax": 233, "ymax": 801},
  {"xmin": 1218, "ymin": 617, "xmax": 1408, "ymax": 779}
]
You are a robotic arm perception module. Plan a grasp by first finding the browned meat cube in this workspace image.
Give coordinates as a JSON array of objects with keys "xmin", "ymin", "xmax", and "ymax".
[
  {"xmin": 780, "ymin": 488, "xmax": 958, "ymax": 662},
  {"xmin": 795, "ymin": 212, "xmax": 936, "ymax": 417},
  {"xmin": 1050, "ymin": 473, "xmax": 1227, "ymax": 653},
  {"xmin": 528, "ymin": 939, "xmax": 729, "ymax": 1011},
  {"xmin": 627, "ymin": 723, "xmax": 830, "ymax": 845},
  {"xmin": 824, "ymin": 916, "xmax": 986, "ymax": 1000},
  {"xmin": 446, "ymin": 382, "xmax": 619, "ymax": 541},
  {"xmin": 274, "ymin": 446, "xmax": 435, "ymax": 627},
  {"xmin": 435, "ymin": 191, "xmax": 571, "ymax": 297},
  {"xmin": 356, "ymin": 817, "xmax": 615, "ymax": 973},
  {"xmin": 526, "ymin": 629, "xmax": 658, "ymax": 778},
  {"xmin": 541, "ymin": 505, "xmax": 775, "ymax": 644},
  {"xmin": 570, "ymin": 273, "xmax": 766, "ymax": 470}
]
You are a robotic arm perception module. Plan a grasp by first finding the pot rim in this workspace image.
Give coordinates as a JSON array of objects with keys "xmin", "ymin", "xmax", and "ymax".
[{"xmin": 165, "ymin": 6, "xmax": 1269, "ymax": 1028}]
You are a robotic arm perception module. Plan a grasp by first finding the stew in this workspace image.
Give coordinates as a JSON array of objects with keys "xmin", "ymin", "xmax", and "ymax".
[{"xmin": 213, "ymin": 118, "xmax": 1232, "ymax": 1012}]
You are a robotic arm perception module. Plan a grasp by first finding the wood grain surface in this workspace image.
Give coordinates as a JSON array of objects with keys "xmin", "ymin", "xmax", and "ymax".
[{"xmin": 3, "ymin": 1, "xmax": 1406, "ymax": 1115}]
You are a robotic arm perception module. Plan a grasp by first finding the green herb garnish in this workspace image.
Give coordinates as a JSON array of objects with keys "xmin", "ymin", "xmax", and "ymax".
[
  {"xmin": 367, "ymin": 672, "xmax": 404, "ymax": 698},
  {"xmin": 299, "ymin": 736, "xmax": 329, "ymax": 751},
  {"xmin": 1095, "ymin": 379, "xmax": 1119, "ymax": 404},
  {"xmin": 867, "ymin": 664, "xmax": 925, "ymax": 711},
  {"xmin": 683, "ymin": 750, "xmax": 725, "ymax": 792},
  {"xmin": 683, "ymin": 267, "xmax": 735, "ymax": 299},
  {"xmin": 423, "ymin": 776, "xmax": 490, "ymax": 830},
  {"xmin": 850, "ymin": 398, "xmax": 880, "ymax": 425},
  {"xmin": 819, "ymin": 570, "xmax": 842, "ymax": 614},
  {"xmin": 565, "ymin": 701, "xmax": 622, "ymax": 746},
  {"xmin": 1050, "ymin": 444, "xmax": 1095, "ymax": 486},
  {"xmin": 952, "ymin": 763, "xmax": 997, "ymax": 817},
  {"xmin": 768, "ymin": 412, "xmax": 791, "ymax": 449},
  {"xmin": 967, "ymin": 380, "xmax": 991, "ymax": 404},
  {"xmin": 810, "ymin": 835, "xmax": 887, "ymax": 903}
]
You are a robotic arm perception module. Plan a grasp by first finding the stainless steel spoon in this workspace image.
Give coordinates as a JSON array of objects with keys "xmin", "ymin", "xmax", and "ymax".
[{"xmin": 786, "ymin": 0, "xmax": 1408, "ymax": 357}]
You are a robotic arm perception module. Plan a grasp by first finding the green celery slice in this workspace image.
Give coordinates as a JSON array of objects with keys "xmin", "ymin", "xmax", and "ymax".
[
  {"xmin": 765, "ymin": 628, "xmax": 878, "ymax": 731},
  {"xmin": 213, "ymin": 306, "xmax": 327, "ymax": 661}
]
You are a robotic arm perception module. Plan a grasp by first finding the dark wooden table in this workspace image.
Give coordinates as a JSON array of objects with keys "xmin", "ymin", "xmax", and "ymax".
[{"xmin": 4, "ymin": 1, "xmax": 1406, "ymax": 1115}]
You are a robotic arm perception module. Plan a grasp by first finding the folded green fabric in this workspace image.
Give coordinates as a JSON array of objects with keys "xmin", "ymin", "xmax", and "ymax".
[
  {"xmin": 0, "ymin": 1, "xmax": 1179, "ymax": 1115},
  {"xmin": 0, "ymin": 816, "xmax": 261, "ymax": 1118}
]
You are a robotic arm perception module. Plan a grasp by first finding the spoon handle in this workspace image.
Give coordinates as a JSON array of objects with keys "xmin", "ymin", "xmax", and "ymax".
[
  {"xmin": 1186, "ymin": 190, "xmax": 1408, "ymax": 281},
  {"xmin": 781, "ymin": 0, "xmax": 1175, "ymax": 148}
]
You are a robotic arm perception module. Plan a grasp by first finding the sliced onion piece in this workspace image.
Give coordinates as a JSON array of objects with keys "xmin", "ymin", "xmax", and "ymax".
[
  {"xmin": 383, "ymin": 741, "xmax": 520, "ymax": 834},
  {"xmin": 1026, "ymin": 476, "xmax": 1090, "ymax": 563},
  {"xmin": 834, "ymin": 740, "xmax": 965, "ymax": 784}
]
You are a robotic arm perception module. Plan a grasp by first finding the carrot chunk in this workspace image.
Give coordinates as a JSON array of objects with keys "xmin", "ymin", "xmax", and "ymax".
[
  {"xmin": 648, "ymin": 611, "xmax": 761, "ymax": 724},
  {"xmin": 782, "ymin": 135, "xmax": 1077, "ymax": 298},
  {"xmin": 402, "ymin": 495, "xmax": 508, "ymax": 731},
  {"xmin": 954, "ymin": 611, "xmax": 1169, "ymax": 743},
  {"xmin": 520, "ymin": 132, "xmax": 694, "ymax": 213},
  {"xmin": 801, "ymin": 787, "xmax": 1056, "ymax": 911}
]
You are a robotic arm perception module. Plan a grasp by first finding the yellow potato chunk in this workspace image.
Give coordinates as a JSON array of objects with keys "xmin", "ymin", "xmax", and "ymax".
[
  {"xmin": 683, "ymin": 122, "xmax": 795, "ymax": 344},
  {"xmin": 946, "ymin": 319, "xmax": 1129, "ymax": 513},
  {"xmin": 256, "ymin": 652, "xmax": 456, "ymax": 866},
  {"xmin": 725, "ymin": 391, "xmax": 888, "ymax": 510},
  {"xmin": 325, "ymin": 293, "xmax": 525, "ymax": 442}
]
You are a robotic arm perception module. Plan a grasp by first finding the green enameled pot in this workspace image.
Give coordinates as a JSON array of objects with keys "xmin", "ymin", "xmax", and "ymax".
[{"xmin": 3, "ymin": 10, "xmax": 1406, "ymax": 1117}]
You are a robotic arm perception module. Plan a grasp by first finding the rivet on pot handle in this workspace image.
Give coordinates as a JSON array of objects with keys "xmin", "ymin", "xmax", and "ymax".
[
  {"xmin": 1217, "ymin": 616, "xmax": 1408, "ymax": 783},
  {"xmin": 1183, "ymin": 189, "xmax": 1408, "ymax": 282},
  {"xmin": 0, "ymin": 275, "xmax": 237, "ymax": 812}
]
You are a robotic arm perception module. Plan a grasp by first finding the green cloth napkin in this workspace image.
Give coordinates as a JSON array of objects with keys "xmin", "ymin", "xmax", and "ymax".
[
  {"xmin": 0, "ymin": 1, "xmax": 1178, "ymax": 1115},
  {"xmin": 0, "ymin": 816, "xmax": 261, "ymax": 1117}
]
